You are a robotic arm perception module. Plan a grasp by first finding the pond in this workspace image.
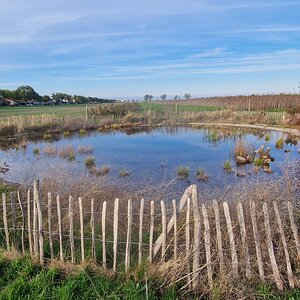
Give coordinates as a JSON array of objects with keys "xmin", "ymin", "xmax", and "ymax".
[{"xmin": 0, "ymin": 126, "xmax": 299, "ymax": 193}]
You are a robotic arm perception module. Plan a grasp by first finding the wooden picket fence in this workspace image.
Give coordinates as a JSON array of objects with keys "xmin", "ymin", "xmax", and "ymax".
[{"xmin": 1, "ymin": 180, "xmax": 300, "ymax": 291}]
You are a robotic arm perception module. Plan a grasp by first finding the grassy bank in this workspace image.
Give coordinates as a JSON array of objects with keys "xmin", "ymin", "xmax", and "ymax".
[
  {"xmin": 0, "ymin": 101, "xmax": 299, "ymax": 141},
  {"xmin": 1, "ymin": 253, "xmax": 300, "ymax": 299},
  {"xmin": 0, "ymin": 254, "xmax": 179, "ymax": 300}
]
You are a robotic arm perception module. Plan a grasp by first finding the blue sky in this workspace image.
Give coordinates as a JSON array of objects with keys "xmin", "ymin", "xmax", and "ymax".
[{"xmin": 0, "ymin": 0, "xmax": 300, "ymax": 99}]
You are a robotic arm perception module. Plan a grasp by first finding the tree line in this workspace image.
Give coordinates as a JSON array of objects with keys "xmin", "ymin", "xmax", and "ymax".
[
  {"xmin": 0, "ymin": 85, "xmax": 117, "ymax": 105},
  {"xmin": 144, "ymin": 93, "xmax": 191, "ymax": 101}
]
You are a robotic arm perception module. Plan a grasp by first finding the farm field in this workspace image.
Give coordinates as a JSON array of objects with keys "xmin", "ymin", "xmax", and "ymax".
[{"xmin": 0, "ymin": 104, "xmax": 92, "ymax": 117}]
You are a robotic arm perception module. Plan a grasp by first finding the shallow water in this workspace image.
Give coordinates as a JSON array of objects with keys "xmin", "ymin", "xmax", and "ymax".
[{"xmin": 0, "ymin": 126, "xmax": 299, "ymax": 192}]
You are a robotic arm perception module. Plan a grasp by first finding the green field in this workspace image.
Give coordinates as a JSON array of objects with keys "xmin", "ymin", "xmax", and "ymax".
[
  {"xmin": 0, "ymin": 104, "xmax": 89, "ymax": 117},
  {"xmin": 139, "ymin": 102, "xmax": 222, "ymax": 113}
]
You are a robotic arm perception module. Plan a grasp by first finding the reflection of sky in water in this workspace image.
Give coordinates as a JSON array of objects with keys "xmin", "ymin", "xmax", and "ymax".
[{"xmin": 0, "ymin": 126, "xmax": 299, "ymax": 190}]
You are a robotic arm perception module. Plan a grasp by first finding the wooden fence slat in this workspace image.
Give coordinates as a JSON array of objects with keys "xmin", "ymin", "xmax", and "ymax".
[
  {"xmin": 223, "ymin": 202, "xmax": 238, "ymax": 276},
  {"xmin": 33, "ymin": 190, "xmax": 38, "ymax": 256},
  {"xmin": 34, "ymin": 180, "xmax": 44, "ymax": 264},
  {"xmin": 57, "ymin": 195, "xmax": 63, "ymax": 261},
  {"xmin": 273, "ymin": 201, "xmax": 295, "ymax": 288},
  {"xmin": 263, "ymin": 202, "xmax": 283, "ymax": 291},
  {"xmin": 237, "ymin": 202, "xmax": 251, "ymax": 279},
  {"xmin": 250, "ymin": 201, "xmax": 264, "ymax": 281},
  {"xmin": 202, "ymin": 204, "xmax": 213, "ymax": 289},
  {"xmin": 125, "ymin": 199, "xmax": 132, "ymax": 272},
  {"xmin": 27, "ymin": 190, "xmax": 33, "ymax": 256},
  {"xmin": 10, "ymin": 192, "xmax": 16, "ymax": 250},
  {"xmin": 185, "ymin": 197, "xmax": 191, "ymax": 289},
  {"xmin": 138, "ymin": 198, "xmax": 144, "ymax": 266},
  {"xmin": 102, "ymin": 201, "xmax": 107, "ymax": 268},
  {"xmin": 17, "ymin": 191, "xmax": 25, "ymax": 255},
  {"xmin": 90, "ymin": 198, "xmax": 96, "ymax": 260},
  {"xmin": 172, "ymin": 199, "xmax": 177, "ymax": 260},
  {"xmin": 212, "ymin": 200, "xmax": 224, "ymax": 274},
  {"xmin": 287, "ymin": 201, "xmax": 300, "ymax": 258},
  {"xmin": 161, "ymin": 200, "xmax": 167, "ymax": 262},
  {"xmin": 79, "ymin": 197, "xmax": 85, "ymax": 262},
  {"xmin": 2, "ymin": 193, "xmax": 10, "ymax": 251},
  {"xmin": 149, "ymin": 201, "xmax": 154, "ymax": 263},
  {"xmin": 113, "ymin": 198, "xmax": 119, "ymax": 271},
  {"xmin": 153, "ymin": 185, "xmax": 192, "ymax": 257},
  {"xmin": 192, "ymin": 185, "xmax": 200, "ymax": 289},
  {"xmin": 48, "ymin": 192, "xmax": 54, "ymax": 260},
  {"xmin": 69, "ymin": 196, "xmax": 75, "ymax": 263}
]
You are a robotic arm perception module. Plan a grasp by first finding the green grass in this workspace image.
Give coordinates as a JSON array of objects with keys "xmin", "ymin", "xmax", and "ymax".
[
  {"xmin": 0, "ymin": 104, "xmax": 95, "ymax": 117},
  {"xmin": 139, "ymin": 102, "xmax": 222, "ymax": 113},
  {"xmin": 0, "ymin": 255, "xmax": 180, "ymax": 300}
]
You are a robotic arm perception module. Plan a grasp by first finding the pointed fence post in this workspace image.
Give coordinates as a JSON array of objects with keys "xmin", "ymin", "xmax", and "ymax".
[
  {"xmin": 161, "ymin": 200, "xmax": 167, "ymax": 262},
  {"xmin": 102, "ymin": 201, "xmax": 107, "ymax": 268},
  {"xmin": 125, "ymin": 199, "xmax": 132, "ymax": 272},
  {"xmin": 273, "ymin": 201, "xmax": 295, "ymax": 289},
  {"xmin": 250, "ymin": 201, "xmax": 264, "ymax": 281},
  {"xmin": 79, "ymin": 197, "xmax": 85, "ymax": 262},
  {"xmin": 2, "ymin": 193, "xmax": 9, "ymax": 251},
  {"xmin": 223, "ymin": 202, "xmax": 238, "ymax": 276},
  {"xmin": 17, "ymin": 191, "xmax": 25, "ymax": 255},
  {"xmin": 237, "ymin": 202, "xmax": 251, "ymax": 279},
  {"xmin": 34, "ymin": 180, "xmax": 44, "ymax": 264},
  {"xmin": 192, "ymin": 185, "xmax": 200, "ymax": 289},
  {"xmin": 202, "ymin": 204, "xmax": 213, "ymax": 289},
  {"xmin": 149, "ymin": 201, "xmax": 154, "ymax": 263},
  {"xmin": 10, "ymin": 192, "xmax": 16, "ymax": 250},
  {"xmin": 90, "ymin": 198, "xmax": 96, "ymax": 261},
  {"xmin": 69, "ymin": 196, "xmax": 75, "ymax": 263},
  {"xmin": 185, "ymin": 197, "xmax": 191, "ymax": 289},
  {"xmin": 213, "ymin": 200, "xmax": 224, "ymax": 275},
  {"xmin": 27, "ymin": 190, "xmax": 33, "ymax": 256},
  {"xmin": 138, "ymin": 198, "xmax": 144, "ymax": 266},
  {"xmin": 263, "ymin": 202, "xmax": 283, "ymax": 291},
  {"xmin": 33, "ymin": 188, "xmax": 38, "ymax": 257},
  {"xmin": 48, "ymin": 192, "xmax": 54, "ymax": 260},
  {"xmin": 172, "ymin": 199, "xmax": 178, "ymax": 260},
  {"xmin": 57, "ymin": 195, "xmax": 63, "ymax": 261},
  {"xmin": 113, "ymin": 198, "xmax": 119, "ymax": 271}
]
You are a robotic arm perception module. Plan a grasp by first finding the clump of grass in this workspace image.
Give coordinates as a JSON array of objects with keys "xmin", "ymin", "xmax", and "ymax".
[
  {"xmin": 33, "ymin": 147, "xmax": 40, "ymax": 155},
  {"xmin": 264, "ymin": 134, "xmax": 271, "ymax": 142},
  {"xmin": 43, "ymin": 133, "xmax": 52, "ymax": 140},
  {"xmin": 90, "ymin": 165, "xmax": 111, "ymax": 176},
  {"xmin": 77, "ymin": 145, "xmax": 94, "ymax": 154},
  {"xmin": 196, "ymin": 168, "xmax": 210, "ymax": 181},
  {"xmin": 43, "ymin": 145, "xmax": 57, "ymax": 156},
  {"xmin": 275, "ymin": 138, "xmax": 284, "ymax": 149},
  {"xmin": 254, "ymin": 157, "xmax": 264, "ymax": 168},
  {"xmin": 119, "ymin": 168, "xmax": 131, "ymax": 177},
  {"xmin": 177, "ymin": 166, "xmax": 189, "ymax": 179},
  {"xmin": 63, "ymin": 131, "xmax": 71, "ymax": 137},
  {"xmin": 59, "ymin": 146, "xmax": 76, "ymax": 161},
  {"xmin": 223, "ymin": 160, "xmax": 233, "ymax": 172},
  {"xmin": 85, "ymin": 156, "xmax": 96, "ymax": 168},
  {"xmin": 234, "ymin": 140, "xmax": 254, "ymax": 158},
  {"xmin": 79, "ymin": 129, "xmax": 86, "ymax": 135}
]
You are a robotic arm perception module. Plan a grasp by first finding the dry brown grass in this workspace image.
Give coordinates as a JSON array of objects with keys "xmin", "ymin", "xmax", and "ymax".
[
  {"xmin": 234, "ymin": 139, "xmax": 255, "ymax": 158},
  {"xmin": 159, "ymin": 94, "xmax": 300, "ymax": 111}
]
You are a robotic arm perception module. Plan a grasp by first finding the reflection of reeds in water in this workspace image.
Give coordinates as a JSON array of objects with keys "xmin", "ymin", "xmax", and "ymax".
[
  {"xmin": 43, "ymin": 145, "xmax": 57, "ymax": 156},
  {"xmin": 77, "ymin": 145, "xmax": 94, "ymax": 154}
]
